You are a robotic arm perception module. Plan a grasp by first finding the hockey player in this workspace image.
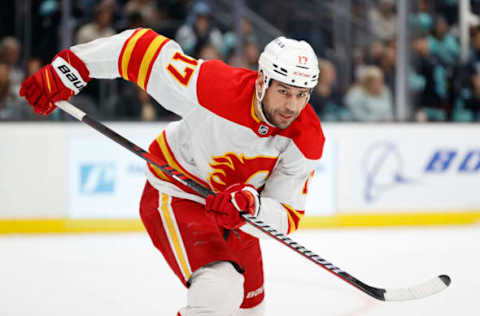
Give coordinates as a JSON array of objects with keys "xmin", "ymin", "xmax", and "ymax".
[{"xmin": 20, "ymin": 28, "xmax": 325, "ymax": 315}]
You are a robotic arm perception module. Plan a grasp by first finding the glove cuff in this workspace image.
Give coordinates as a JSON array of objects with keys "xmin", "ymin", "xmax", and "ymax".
[
  {"xmin": 230, "ymin": 186, "xmax": 260, "ymax": 217},
  {"xmin": 242, "ymin": 186, "xmax": 260, "ymax": 217},
  {"xmin": 51, "ymin": 49, "xmax": 91, "ymax": 94}
]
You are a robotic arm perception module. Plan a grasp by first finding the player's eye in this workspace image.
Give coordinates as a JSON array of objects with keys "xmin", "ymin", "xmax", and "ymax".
[{"xmin": 298, "ymin": 90, "xmax": 310, "ymax": 98}]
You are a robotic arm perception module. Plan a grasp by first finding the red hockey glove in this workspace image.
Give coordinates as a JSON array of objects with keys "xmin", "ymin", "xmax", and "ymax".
[
  {"xmin": 20, "ymin": 49, "xmax": 90, "ymax": 115},
  {"xmin": 205, "ymin": 184, "xmax": 260, "ymax": 230}
]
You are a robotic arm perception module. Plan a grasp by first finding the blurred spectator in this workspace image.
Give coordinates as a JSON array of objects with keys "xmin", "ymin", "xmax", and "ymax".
[
  {"xmin": 138, "ymin": 88, "xmax": 157, "ymax": 121},
  {"xmin": 30, "ymin": 0, "xmax": 63, "ymax": 62},
  {"xmin": 76, "ymin": 3, "xmax": 116, "ymax": 44},
  {"xmin": 412, "ymin": 36, "xmax": 449, "ymax": 121},
  {"xmin": 434, "ymin": 0, "xmax": 459, "ymax": 26},
  {"xmin": 350, "ymin": 0, "xmax": 371, "ymax": 49},
  {"xmin": 310, "ymin": 59, "xmax": 350, "ymax": 121},
  {"xmin": 243, "ymin": 41, "xmax": 260, "ymax": 70},
  {"xmin": 470, "ymin": 28, "xmax": 480, "ymax": 62},
  {"xmin": 0, "ymin": 37, "xmax": 24, "ymax": 98},
  {"xmin": 117, "ymin": 10, "xmax": 146, "ymax": 31},
  {"xmin": 175, "ymin": 1, "xmax": 223, "ymax": 57},
  {"xmin": 0, "ymin": 64, "xmax": 14, "ymax": 119},
  {"xmin": 0, "ymin": 63, "xmax": 27, "ymax": 120},
  {"xmin": 124, "ymin": 0, "xmax": 163, "ymax": 29},
  {"xmin": 225, "ymin": 40, "xmax": 260, "ymax": 70},
  {"xmin": 222, "ymin": 17, "xmax": 258, "ymax": 57},
  {"xmin": 453, "ymin": 69, "xmax": 480, "ymax": 122},
  {"xmin": 196, "ymin": 43, "xmax": 222, "ymax": 61},
  {"xmin": 226, "ymin": 54, "xmax": 248, "ymax": 68},
  {"xmin": 157, "ymin": 0, "xmax": 190, "ymax": 21},
  {"xmin": 428, "ymin": 15, "xmax": 459, "ymax": 67},
  {"xmin": 352, "ymin": 47, "xmax": 366, "ymax": 82},
  {"xmin": 114, "ymin": 84, "xmax": 177, "ymax": 121},
  {"xmin": 463, "ymin": 29, "xmax": 480, "ymax": 83},
  {"xmin": 354, "ymin": 40, "xmax": 385, "ymax": 80},
  {"xmin": 368, "ymin": 0, "xmax": 397, "ymax": 42},
  {"xmin": 410, "ymin": 0, "xmax": 434, "ymax": 33},
  {"xmin": 24, "ymin": 58, "xmax": 43, "ymax": 78},
  {"xmin": 379, "ymin": 46, "xmax": 396, "ymax": 92},
  {"xmin": 365, "ymin": 40, "xmax": 385, "ymax": 66},
  {"xmin": 74, "ymin": 3, "xmax": 117, "ymax": 114},
  {"xmin": 5, "ymin": 0, "xmax": 473, "ymax": 122},
  {"xmin": 344, "ymin": 66, "xmax": 394, "ymax": 122}
]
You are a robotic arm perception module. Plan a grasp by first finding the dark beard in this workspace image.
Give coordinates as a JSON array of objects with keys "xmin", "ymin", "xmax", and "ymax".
[{"xmin": 262, "ymin": 102, "xmax": 276, "ymax": 126}]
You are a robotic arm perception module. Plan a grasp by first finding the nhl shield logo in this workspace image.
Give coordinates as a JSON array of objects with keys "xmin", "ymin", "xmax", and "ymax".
[{"xmin": 258, "ymin": 124, "xmax": 269, "ymax": 135}]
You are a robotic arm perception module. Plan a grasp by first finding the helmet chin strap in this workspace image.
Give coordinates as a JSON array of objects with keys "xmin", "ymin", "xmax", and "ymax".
[{"xmin": 255, "ymin": 77, "xmax": 276, "ymax": 127}]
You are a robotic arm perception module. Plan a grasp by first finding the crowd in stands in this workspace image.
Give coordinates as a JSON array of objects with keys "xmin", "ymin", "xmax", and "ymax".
[
  {"xmin": 344, "ymin": 0, "xmax": 480, "ymax": 122},
  {"xmin": 1, "ymin": 0, "xmax": 479, "ymax": 122}
]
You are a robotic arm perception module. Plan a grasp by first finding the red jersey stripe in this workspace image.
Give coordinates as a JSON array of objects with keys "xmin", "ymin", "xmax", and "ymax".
[
  {"xmin": 142, "ymin": 37, "xmax": 170, "ymax": 90},
  {"xmin": 118, "ymin": 28, "xmax": 147, "ymax": 79},
  {"xmin": 126, "ymin": 29, "xmax": 158, "ymax": 84}
]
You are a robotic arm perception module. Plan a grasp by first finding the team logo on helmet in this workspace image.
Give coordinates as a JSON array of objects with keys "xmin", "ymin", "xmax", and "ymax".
[
  {"xmin": 208, "ymin": 153, "xmax": 278, "ymax": 192},
  {"xmin": 298, "ymin": 56, "xmax": 308, "ymax": 65}
]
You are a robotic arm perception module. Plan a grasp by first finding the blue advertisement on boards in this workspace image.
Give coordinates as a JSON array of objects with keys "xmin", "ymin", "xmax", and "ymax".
[
  {"xmin": 69, "ymin": 136, "xmax": 148, "ymax": 218},
  {"xmin": 337, "ymin": 125, "xmax": 480, "ymax": 212}
]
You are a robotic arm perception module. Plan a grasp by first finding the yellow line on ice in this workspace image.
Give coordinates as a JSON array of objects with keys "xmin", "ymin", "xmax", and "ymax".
[{"xmin": 1, "ymin": 211, "xmax": 480, "ymax": 234}]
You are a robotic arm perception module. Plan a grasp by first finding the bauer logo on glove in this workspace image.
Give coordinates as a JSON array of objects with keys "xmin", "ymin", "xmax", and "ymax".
[
  {"xmin": 19, "ymin": 49, "xmax": 90, "ymax": 115},
  {"xmin": 52, "ymin": 57, "xmax": 88, "ymax": 93}
]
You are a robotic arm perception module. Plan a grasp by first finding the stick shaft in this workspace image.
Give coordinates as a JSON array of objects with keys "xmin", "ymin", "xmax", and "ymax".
[{"xmin": 54, "ymin": 101, "xmax": 389, "ymax": 300}]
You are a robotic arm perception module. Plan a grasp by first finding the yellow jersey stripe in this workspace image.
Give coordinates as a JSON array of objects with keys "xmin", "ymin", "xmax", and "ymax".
[
  {"xmin": 287, "ymin": 211, "xmax": 296, "ymax": 233},
  {"xmin": 282, "ymin": 203, "xmax": 304, "ymax": 233},
  {"xmin": 121, "ymin": 28, "xmax": 149, "ymax": 80},
  {"xmin": 149, "ymin": 164, "xmax": 170, "ymax": 181},
  {"xmin": 250, "ymin": 94, "xmax": 261, "ymax": 123},
  {"xmin": 290, "ymin": 208, "xmax": 305, "ymax": 220},
  {"xmin": 156, "ymin": 134, "xmax": 184, "ymax": 172},
  {"xmin": 137, "ymin": 35, "xmax": 168, "ymax": 90}
]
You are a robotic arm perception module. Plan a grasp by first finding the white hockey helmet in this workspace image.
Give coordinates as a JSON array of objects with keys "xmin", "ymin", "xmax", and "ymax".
[{"xmin": 257, "ymin": 36, "xmax": 319, "ymax": 102}]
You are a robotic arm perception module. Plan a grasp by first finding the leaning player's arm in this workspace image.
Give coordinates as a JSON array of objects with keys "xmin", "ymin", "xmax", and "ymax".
[
  {"xmin": 20, "ymin": 28, "xmax": 201, "ymax": 117},
  {"xmin": 71, "ymin": 28, "xmax": 201, "ymax": 117}
]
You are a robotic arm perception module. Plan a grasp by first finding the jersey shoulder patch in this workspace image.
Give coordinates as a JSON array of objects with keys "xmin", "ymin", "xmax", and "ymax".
[
  {"xmin": 196, "ymin": 60, "xmax": 258, "ymax": 123},
  {"xmin": 277, "ymin": 104, "xmax": 325, "ymax": 160}
]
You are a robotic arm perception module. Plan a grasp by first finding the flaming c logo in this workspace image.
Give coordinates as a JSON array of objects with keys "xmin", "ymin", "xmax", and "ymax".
[{"xmin": 208, "ymin": 152, "xmax": 278, "ymax": 192}]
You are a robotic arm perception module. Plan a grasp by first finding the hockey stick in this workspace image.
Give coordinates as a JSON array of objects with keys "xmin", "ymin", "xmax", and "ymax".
[{"xmin": 55, "ymin": 100, "xmax": 451, "ymax": 301}]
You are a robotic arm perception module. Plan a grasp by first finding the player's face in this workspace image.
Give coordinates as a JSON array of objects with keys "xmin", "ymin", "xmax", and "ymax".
[{"xmin": 262, "ymin": 80, "xmax": 310, "ymax": 129}]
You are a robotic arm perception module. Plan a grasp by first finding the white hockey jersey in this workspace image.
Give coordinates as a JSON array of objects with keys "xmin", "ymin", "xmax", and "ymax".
[{"xmin": 70, "ymin": 28, "xmax": 325, "ymax": 236}]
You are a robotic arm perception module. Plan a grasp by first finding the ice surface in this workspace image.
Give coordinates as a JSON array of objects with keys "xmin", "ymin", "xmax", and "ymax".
[{"xmin": 0, "ymin": 226, "xmax": 478, "ymax": 315}]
